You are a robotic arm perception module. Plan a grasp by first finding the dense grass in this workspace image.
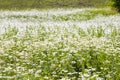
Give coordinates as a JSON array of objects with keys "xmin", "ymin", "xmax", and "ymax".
[
  {"xmin": 0, "ymin": 0, "xmax": 110, "ymax": 9},
  {"xmin": 55, "ymin": 9, "xmax": 117, "ymax": 21},
  {"xmin": 0, "ymin": 8, "xmax": 120, "ymax": 80},
  {"xmin": 0, "ymin": 26, "xmax": 120, "ymax": 80},
  {"xmin": 0, "ymin": 8, "xmax": 117, "ymax": 22}
]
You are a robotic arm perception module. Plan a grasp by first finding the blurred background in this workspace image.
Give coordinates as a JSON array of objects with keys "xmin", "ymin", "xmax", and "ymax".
[{"xmin": 0, "ymin": 0, "xmax": 110, "ymax": 9}]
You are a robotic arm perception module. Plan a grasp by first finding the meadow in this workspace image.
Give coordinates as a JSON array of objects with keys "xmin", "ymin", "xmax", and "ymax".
[
  {"xmin": 0, "ymin": 8, "xmax": 120, "ymax": 80},
  {"xmin": 0, "ymin": 0, "xmax": 109, "ymax": 9}
]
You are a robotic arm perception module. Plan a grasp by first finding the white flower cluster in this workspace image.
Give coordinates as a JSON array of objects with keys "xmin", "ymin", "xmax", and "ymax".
[{"xmin": 0, "ymin": 8, "xmax": 120, "ymax": 79}]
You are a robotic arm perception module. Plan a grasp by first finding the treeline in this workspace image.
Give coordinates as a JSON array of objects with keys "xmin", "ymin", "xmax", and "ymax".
[{"xmin": 0, "ymin": 0, "xmax": 109, "ymax": 9}]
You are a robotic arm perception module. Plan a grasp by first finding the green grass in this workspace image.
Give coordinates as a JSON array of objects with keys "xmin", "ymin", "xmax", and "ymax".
[
  {"xmin": 55, "ymin": 9, "xmax": 117, "ymax": 21},
  {"xmin": 0, "ymin": 8, "xmax": 120, "ymax": 80},
  {"xmin": 0, "ymin": 0, "xmax": 109, "ymax": 10},
  {"xmin": 1, "ymin": 8, "xmax": 117, "ymax": 22},
  {"xmin": 0, "ymin": 25, "xmax": 120, "ymax": 80}
]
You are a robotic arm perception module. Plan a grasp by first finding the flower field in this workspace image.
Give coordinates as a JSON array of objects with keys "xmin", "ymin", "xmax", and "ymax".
[{"xmin": 0, "ymin": 8, "xmax": 120, "ymax": 80}]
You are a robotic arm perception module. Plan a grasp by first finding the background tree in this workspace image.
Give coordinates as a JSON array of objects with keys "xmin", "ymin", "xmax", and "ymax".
[{"xmin": 112, "ymin": 0, "xmax": 120, "ymax": 12}]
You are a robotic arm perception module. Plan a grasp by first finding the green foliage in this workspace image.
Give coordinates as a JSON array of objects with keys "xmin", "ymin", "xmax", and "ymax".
[
  {"xmin": 0, "ymin": 8, "xmax": 119, "ymax": 79},
  {"xmin": 0, "ymin": 0, "xmax": 110, "ymax": 9},
  {"xmin": 0, "ymin": 25, "xmax": 120, "ymax": 79},
  {"xmin": 111, "ymin": 0, "xmax": 120, "ymax": 12},
  {"xmin": 56, "ymin": 9, "xmax": 117, "ymax": 21}
]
